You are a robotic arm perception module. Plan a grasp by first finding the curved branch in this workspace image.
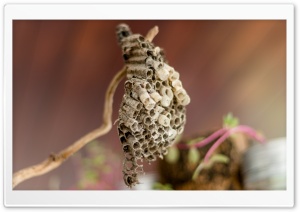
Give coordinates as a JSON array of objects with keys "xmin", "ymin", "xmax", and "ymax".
[{"xmin": 13, "ymin": 67, "xmax": 127, "ymax": 188}]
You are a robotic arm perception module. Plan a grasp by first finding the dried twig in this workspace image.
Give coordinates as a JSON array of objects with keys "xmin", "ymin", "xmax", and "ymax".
[
  {"xmin": 12, "ymin": 25, "xmax": 160, "ymax": 189},
  {"xmin": 145, "ymin": 26, "xmax": 159, "ymax": 42},
  {"xmin": 13, "ymin": 67, "xmax": 126, "ymax": 188}
]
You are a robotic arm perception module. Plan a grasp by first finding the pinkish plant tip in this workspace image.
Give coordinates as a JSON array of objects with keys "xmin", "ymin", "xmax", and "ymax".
[
  {"xmin": 203, "ymin": 125, "xmax": 266, "ymax": 163},
  {"xmin": 176, "ymin": 128, "xmax": 227, "ymax": 150}
]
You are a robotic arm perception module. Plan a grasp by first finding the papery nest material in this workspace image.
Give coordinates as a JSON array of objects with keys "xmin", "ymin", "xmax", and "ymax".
[{"xmin": 116, "ymin": 24, "xmax": 191, "ymax": 187}]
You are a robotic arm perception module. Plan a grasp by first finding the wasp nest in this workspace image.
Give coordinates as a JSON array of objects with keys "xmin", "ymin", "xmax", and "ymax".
[{"xmin": 116, "ymin": 24, "xmax": 190, "ymax": 188}]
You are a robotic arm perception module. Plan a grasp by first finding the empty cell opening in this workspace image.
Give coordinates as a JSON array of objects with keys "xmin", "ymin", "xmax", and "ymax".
[
  {"xmin": 121, "ymin": 30, "xmax": 130, "ymax": 37},
  {"xmin": 150, "ymin": 146, "xmax": 157, "ymax": 152},
  {"xmin": 133, "ymin": 142, "xmax": 140, "ymax": 149},
  {"xmin": 148, "ymin": 140, "xmax": 154, "ymax": 146},
  {"xmin": 133, "ymin": 133, "xmax": 142, "ymax": 140},
  {"xmin": 163, "ymin": 142, "xmax": 170, "ymax": 147},
  {"xmin": 133, "ymin": 111, "xmax": 138, "ymax": 117},
  {"xmin": 130, "ymin": 92, "xmax": 134, "ymax": 98},
  {"xmin": 125, "ymin": 131, "xmax": 132, "ymax": 138},
  {"xmin": 118, "ymin": 128, "xmax": 123, "ymax": 135},
  {"xmin": 131, "ymin": 122, "xmax": 138, "ymax": 131},
  {"xmin": 123, "ymin": 54, "xmax": 129, "ymax": 61},
  {"xmin": 154, "ymin": 151, "xmax": 161, "ymax": 157},
  {"xmin": 144, "ymin": 97, "xmax": 150, "ymax": 105},
  {"xmin": 147, "ymin": 155, "xmax": 155, "ymax": 161},
  {"xmin": 178, "ymin": 126, "xmax": 184, "ymax": 134},
  {"xmin": 162, "ymin": 81, "xmax": 168, "ymax": 86},
  {"xmin": 135, "ymin": 150, "xmax": 142, "ymax": 157},
  {"xmin": 125, "ymin": 81, "xmax": 133, "ymax": 89},
  {"xmin": 166, "ymin": 113, "xmax": 171, "ymax": 119},
  {"xmin": 177, "ymin": 105, "xmax": 183, "ymax": 111},
  {"xmin": 149, "ymin": 124, "xmax": 155, "ymax": 131},
  {"xmin": 144, "ymin": 148, "xmax": 149, "ymax": 154},
  {"xmin": 155, "ymin": 81, "xmax": 161, "ymax": 89},
  {"xmin": 158, "ymin": 127, "xmax": 164, "ymax": 134},
  {"xmin": 147, "ymin": 70, "xmax": 152, "ymax": 77},
  {"xmin": 150, "ymin": 109, "xmax": 155, "ymax": 117},
  {"xmin": 155, "ymin": 136, "xmax": 162, "ymax": 142},
  {"xmin": 126, "ymin": 176, "xmax": 134, "ymax": 185},
  {"xmin": 119, "ymin": 123, "xmax": 126, "ymax": 131},
  {"xmin": 144, "ymin": 116, "xmax": 152, "ymax": 125},
  {"xmin": 173, "ymin": 99, "xmax": 178, "ymax": 105},
  {"xmin": 138, "ymin": 36, "xmax": 145, "ymax": 42},
  {"xmin": 164, "ymin": 126, "xmax": 170, "ymax": 131},
  {"xmin": 145, "ymin": 83, "xmax": 151, "ymax": 90},
  {"xmin": 123, "ymin": 145, "xmax": 131, "ymax": 153},
  {"xmin": 169, "ymin": 109, "xmax": 175, "ymax": 116},
  {"xmin": 120, "ymin": 136, "xmax": 126, "ymax": 143},
  {"xmin": 166, "ymin": 89, "xmax": 172, "ymax": 97},
  {"xmin": 163, "ymin": 134, "xmax": 168, "ymax": 140},
  {"xmin": 175, "ymin": 118, "xmax": 180, "ymax": 125}
]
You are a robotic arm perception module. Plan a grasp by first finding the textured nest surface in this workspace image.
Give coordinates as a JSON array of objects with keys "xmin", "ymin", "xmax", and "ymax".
[{"xmin": 116, "ymin": 24, "xmax": 190, "ymax": 187}]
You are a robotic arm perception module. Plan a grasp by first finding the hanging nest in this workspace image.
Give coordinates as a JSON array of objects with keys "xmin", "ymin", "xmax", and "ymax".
[{"xmin": 115, "ymin": 24, "xmax": 191, "ymax": 187}]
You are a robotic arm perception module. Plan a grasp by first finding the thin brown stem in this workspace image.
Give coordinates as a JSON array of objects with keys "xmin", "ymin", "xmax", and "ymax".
[
  {"xmin": 13, "ymin": 67, "xmax": 126, "ymax": 188},
  {"xmin": 145, "ymin": 26, "xmax": 159, "ymax": 42}
]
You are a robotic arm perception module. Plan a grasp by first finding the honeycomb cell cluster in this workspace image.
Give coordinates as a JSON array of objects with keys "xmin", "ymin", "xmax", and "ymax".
[{"xmin": 116, "ymin": 24, "xmax": 190, "ymax": 187}]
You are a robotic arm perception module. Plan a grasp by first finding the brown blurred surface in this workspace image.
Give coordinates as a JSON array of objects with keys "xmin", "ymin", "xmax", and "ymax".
[
  {"xmin": 13, "ymin": 20, "xmax": 286, "ymax": 189},
  {"xmin": 158, "ymin": 131, "xmax": 248, "ymax": 190}
]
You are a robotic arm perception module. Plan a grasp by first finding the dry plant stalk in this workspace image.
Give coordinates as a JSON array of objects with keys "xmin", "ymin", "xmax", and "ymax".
[
  {"xmin": 12, "ymin": 25, "xmax": 180, "ymax": 189},
  {"xmin": 12, "ymin": 67, "xmax": 126, "ymax": 188}
]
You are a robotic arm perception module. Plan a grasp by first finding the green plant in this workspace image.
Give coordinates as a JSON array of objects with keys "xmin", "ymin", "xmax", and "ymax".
[{"xmin": 166, "ymin": 113, "xmax": 266, "ymax": 179}]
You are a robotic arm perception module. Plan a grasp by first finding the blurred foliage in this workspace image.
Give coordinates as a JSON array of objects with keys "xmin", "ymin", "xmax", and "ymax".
[
  {"xmin": 192, "ymin": 154, "xmax": 230, "ymax": 181},
  {"xmin": 71, "ymin": 141, "xmax": 122, "ymax": 190},
  {"xmin": 186, "ymin": 136, "xmax": 204, "ymax": 146},
  {"xmin": 188, "ymin": 147, "xmax": 201, "ymax": 164},
  {"xmin": 165, "ymin": 146, "xmax": 180, "ymax": 164},
  {"xmin": 152, "ymin": 182, "xmax": 173, "ymax": 190},
  {"xmin": 223, "ymin": 112, "xmax": 239, "ymax": 128}
]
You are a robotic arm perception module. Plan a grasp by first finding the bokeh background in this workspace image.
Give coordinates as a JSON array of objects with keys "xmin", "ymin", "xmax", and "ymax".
[{"xmin": 13, "ymin": 20, "xmax": 286, "ymax": 190}]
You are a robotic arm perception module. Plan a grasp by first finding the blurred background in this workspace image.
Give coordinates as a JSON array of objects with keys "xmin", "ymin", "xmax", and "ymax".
[{"xmin": 13, "ymin": 20, "xmax": 286, "ymax": 190}]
